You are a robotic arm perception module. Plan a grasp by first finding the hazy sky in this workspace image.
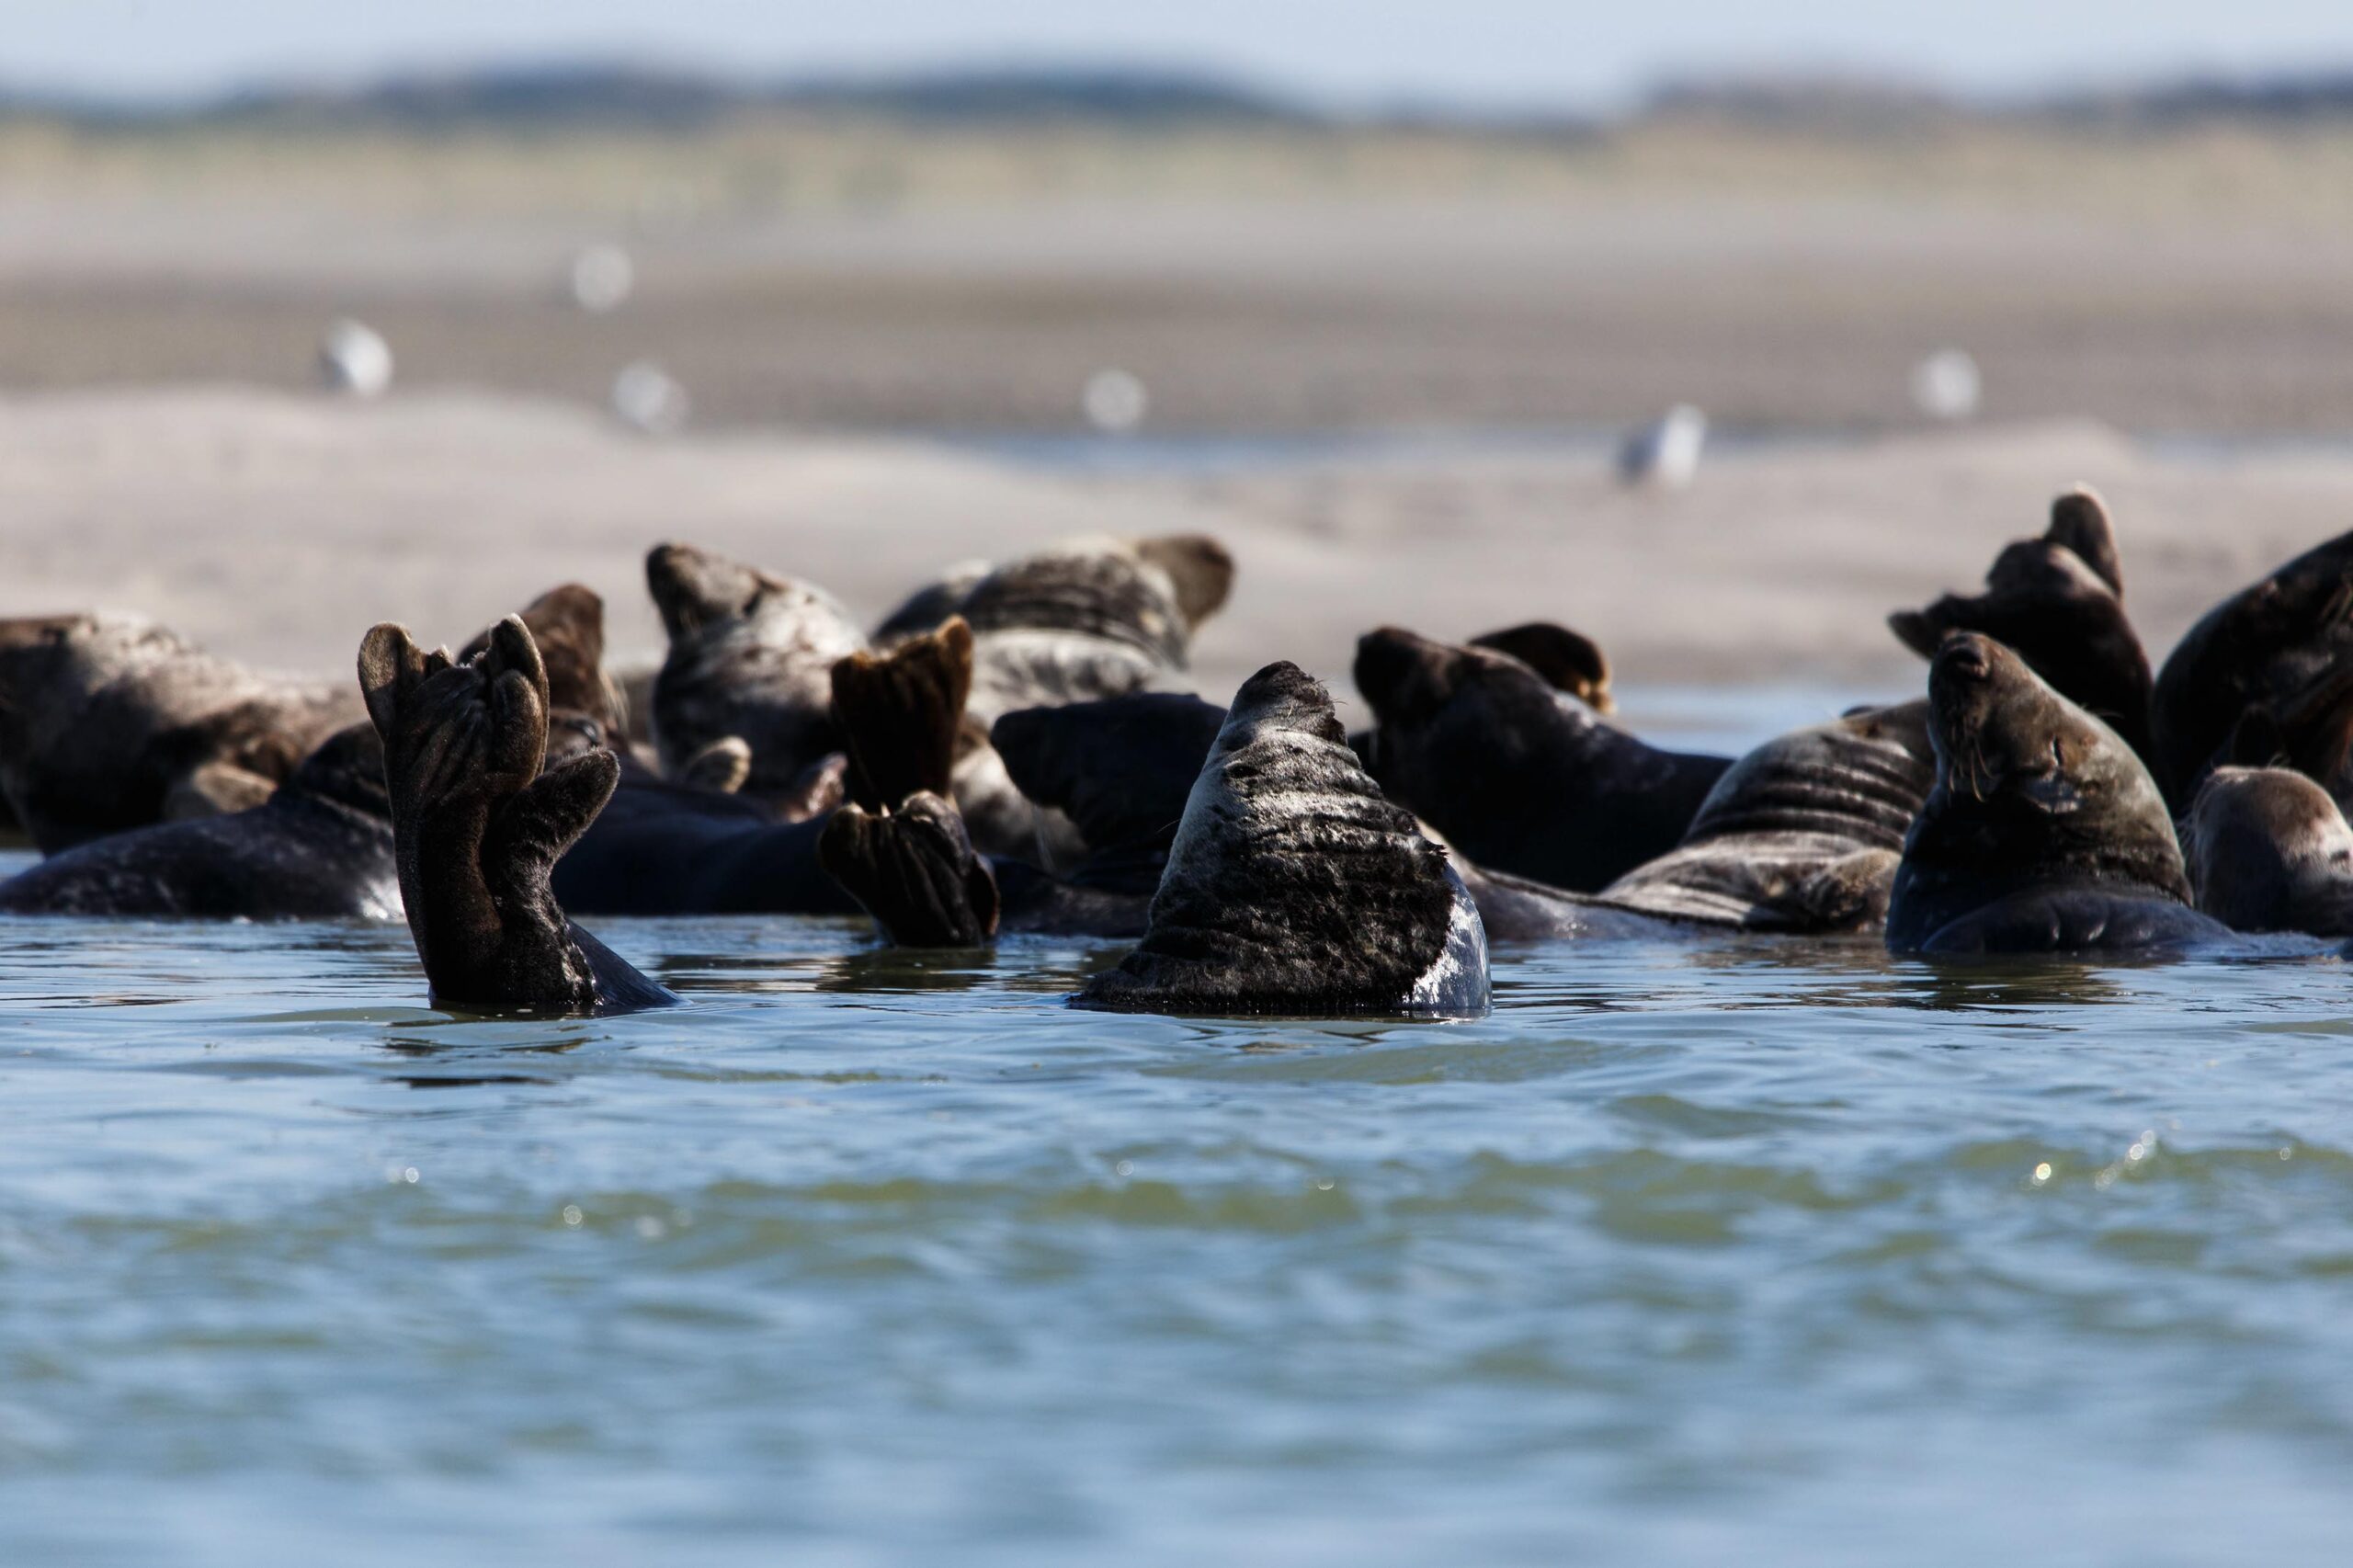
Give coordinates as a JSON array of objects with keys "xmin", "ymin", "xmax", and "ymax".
[{"xmin": 11, "ymin": 1, "xmax": 2353, "ymax": 108}]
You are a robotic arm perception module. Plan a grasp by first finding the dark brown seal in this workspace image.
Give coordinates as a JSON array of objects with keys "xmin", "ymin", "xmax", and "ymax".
[
  {"xmin": 0, "ymin": 613, "xmax": 359, "ymax": 853},
  {"xmin": 0, "ymin": 722, "xmax": 397, "ymax": 919},
  {"xmin": 1352, "ymin": 625, "xmax": 1730, "ymax": 892},
  {"xmin": 1887, "ymin": 632, "xmax": 2231, "ymax": 955},
  {"xmin": 2151, "ymin": 526, "xmax": 2353, "ymax": 812}
]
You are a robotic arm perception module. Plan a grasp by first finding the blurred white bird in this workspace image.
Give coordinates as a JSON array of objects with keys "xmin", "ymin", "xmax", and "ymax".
[
  {"xmin": 612, "ymin": 361, "xmax": 688, "ymax": 436},
  {"xmin": 1911, "ymin": 348, "xmax": 1983, "ymax": 421},
  {"xmin": 1618, "ymin": 404, "xmax": 1706, "ymax": 489},
  {"xmin": 1083, "ymin": 368, "xmax": 1149, "ymax": 434},
  {"xmin": 570, "ymin": 244, "xmax": 635, "ymax": 313},
  {"xmin": 317, "ymin": 319, "xmax": 392, "ymax": 398}
]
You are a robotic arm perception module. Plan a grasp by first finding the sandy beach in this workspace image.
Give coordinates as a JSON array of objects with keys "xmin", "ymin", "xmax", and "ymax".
[{"xmin": 0, "ymin": 386, "xmax": 2341, "ymax": 721}]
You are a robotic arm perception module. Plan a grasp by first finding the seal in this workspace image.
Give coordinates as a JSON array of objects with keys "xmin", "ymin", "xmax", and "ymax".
[
  {"xmin": 1352, "ymin": 625, "xmax": 1731, "ymax": 892},
  {"xmin": 2182, "ymin": 766, "xmax": 2353, "ymax": 937},
  {"xmin": 0, "ymin": 722, "xmax": 399, "ymax": 919},
  {"xmin": 359, "ymin": 614, "xmax": 672, "ymax": 1013},
  {"xmin": 873, "ymin": 533, "xmax": 1233, "ymax": 724},
  {"xmin": 551, "ymin": 621, "xmax": 978, "ymax": 919},
  {"xmin": 1074, "ymin": 661, "xmax": 1489, "ymax": 1017},
  {"xmin": 1588, "ymin": 699, "xmax": 1935, "ymax": 933},
  {"xmin": 1889, "ymin": 485, "xmax": 2154, "ymax": 766},
  {"xmin": 0, "ymin": 612, "xmax": 359, "ymax": 853},
  {"xmin": 1886, "ymin": 632, "xmax": 2233, "ymax": 956},
  {"xmin": 2150, "ymin": 526, "xmax": 2353, "ymax": 812},
  {"xmin": 643, "ymin": 541, "xmax": 868, "ymax": 801}
]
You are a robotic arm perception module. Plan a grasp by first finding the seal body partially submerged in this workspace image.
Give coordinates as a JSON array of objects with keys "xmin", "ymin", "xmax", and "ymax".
[
  {"xmin": 0, "ymin": 723, "xmax": 398, "ymax": 920},
  {"xmin": 1888, "ymin": 633, "xmax": 2230, "ymax": 956},
  {"xmin": 1076, "ymin": 662, "xmax": 1489, "ymax": 1017},
  {"xmin": 1353, "ymin": 626, "xmax": 1730, "ymax": 892},
  {"xmin": 0, "ymin": 613, "xmax": 359, "ymax": 853}
]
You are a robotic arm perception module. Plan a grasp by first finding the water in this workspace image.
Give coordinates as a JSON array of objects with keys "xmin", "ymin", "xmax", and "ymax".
[{"xmin": 6, "ymin": 708, "xmax": 2353, "ymax": 1562}]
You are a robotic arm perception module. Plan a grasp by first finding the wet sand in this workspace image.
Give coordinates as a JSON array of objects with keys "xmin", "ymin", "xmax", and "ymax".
[{"xmin": 0, "ymin": 388, "xmax": 2341, "ymax": 715}]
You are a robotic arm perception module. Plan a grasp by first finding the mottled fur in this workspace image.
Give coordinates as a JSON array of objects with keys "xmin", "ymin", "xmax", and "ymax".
[
  {"xmin": 0, "ymin": 612, "xmax": 358, "ymax": 853},
  {"xmin": 645, "ymin": 541, "xmax": 868, "ymax": 799},
  {"xmin": 1595, "ymin": 699, "xmax": 1934, "ymax": 932},
  {"xmin": 2184, "ymin": 767, "xmax": 2353, "ymax": 937},
  {"xmin": 1078, "ymin": 661, "xmax": 1488, "ymax": 1017}
]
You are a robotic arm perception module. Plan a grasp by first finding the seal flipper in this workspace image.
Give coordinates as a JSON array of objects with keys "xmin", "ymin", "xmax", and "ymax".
[
  {"xmin": 361, "ymin": 616, "xmax": 672, "ymax": 1014},
  {"xmin": 1076, "ymin": 661, "xmax": 1489, "ymax": 1017},
  {"xmin": 1470, "ymin": 622, "xmax": 1614, "ymax": 713},
  {"xmin": 678, "ymin": 735, "xmax": 755, "ymax": 794},
  {"xmin": 828, "ymin": 618, "xmax": 973, "ymax": 811},
  {"xmin": 816, "ymin": 792, "xmax": 1001, "ymax": 947},
  {"xmin": 163, "ymin": 759, "xmax": 278, "ymax": 821}
]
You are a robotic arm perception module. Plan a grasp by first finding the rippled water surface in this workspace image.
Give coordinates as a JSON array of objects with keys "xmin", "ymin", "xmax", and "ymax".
[{"xmin": 6, "ymin": 783, "xmax": 2353, "ymax": 1562}]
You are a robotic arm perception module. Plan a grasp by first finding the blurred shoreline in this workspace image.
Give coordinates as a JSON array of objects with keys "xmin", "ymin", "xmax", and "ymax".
[
  {"xmin": 6, "ymin": 105, "xmax": 2353, "ymax": 435},
  {"xmin": 1, "ymin": 386, "xmax": 2342, "ymax": 702}
]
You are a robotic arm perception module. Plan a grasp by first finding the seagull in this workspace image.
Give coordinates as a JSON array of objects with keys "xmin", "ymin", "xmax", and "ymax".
[
  {"xmin": 317, "ymin": 319, "xmax": 392, "ymax": 398},
  {"xmin": 1618, "ymin": 404, "xmax": 1706, "ymax": 489}
]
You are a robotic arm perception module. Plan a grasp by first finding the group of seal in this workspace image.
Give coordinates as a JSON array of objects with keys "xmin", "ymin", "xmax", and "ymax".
[{"xmin": 6, "ymin": 486, "xmax": 2353, "ymax": 1018}]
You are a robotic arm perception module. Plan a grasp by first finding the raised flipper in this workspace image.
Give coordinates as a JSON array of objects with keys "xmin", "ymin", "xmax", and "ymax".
[
  {"xmin": 828, "ymin": 618, "xmax": 973, "ymax": 811},
  {"xmin": 359, "ymin": 615, "xmax": 671, "ymax": 1013},
  {"xmin": 816, "ymin": 791, "xmax": 1001, "ymax": 948}
]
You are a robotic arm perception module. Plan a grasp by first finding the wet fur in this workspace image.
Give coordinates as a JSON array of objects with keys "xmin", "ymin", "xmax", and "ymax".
[
  {"xmin": 360, "ymin": 615, "xmax": 669, "ymax": 1013},
  {"xmin": 2184, "ymin": 767, "xmax": 2353, "ymax": 937},
  {"xmin": 1078, "ymin": 661, "xmax": 1488, "ymax": 1017},
  {"xmin": 645, "ymin": 541, "xmax": 869, "ymax": 800},
  {"xmin": 2152, "ymin": 526, "xmax": 2353, "ymax": 812}
]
